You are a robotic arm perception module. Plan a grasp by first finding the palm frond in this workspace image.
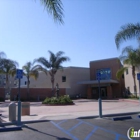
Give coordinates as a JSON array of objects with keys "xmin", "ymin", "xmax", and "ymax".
[
  {"xmin": 115, "ymin": 23, "xmax": 140, "ymax": 49},
  {"xmin": 40, "ymin": 0, "xmax": 64, "ymax": 24},
  {"xmin": 0, "ymin": 51, "xmax": 6, "ymax": 59},
  {"xmin": 37, "ymin": 57, "xmax": 50, "ymax": 68},
  {"xmin": 121, "ymin": 46, "xmax": 133, "ymax": 55},
  {"xmin": 116, "ymin": 67, "xmax": 128, "ymax": 80},
  {"xmin": 55, "ymin": 56, "xmax": 70, "ymax": 67}
]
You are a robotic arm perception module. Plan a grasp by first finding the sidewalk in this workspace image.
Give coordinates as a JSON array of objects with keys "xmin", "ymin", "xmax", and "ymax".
[{"xmin": 0, "ymin": 99, "xmax": 140, "ymax": 123}]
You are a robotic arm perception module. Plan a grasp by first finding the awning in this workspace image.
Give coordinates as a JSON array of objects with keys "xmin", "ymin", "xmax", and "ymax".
[{"xmin": 77, "ymin": 79, "xmax": 119, "ymax": 85}]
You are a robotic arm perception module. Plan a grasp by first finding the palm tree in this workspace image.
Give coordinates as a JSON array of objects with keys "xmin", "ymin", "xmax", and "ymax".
[
  {"xmin": 115, "ymin": 23, "xmax": 140, "ymax": 49},
  {"xmin": 116, "ymin": 46, "xmax": 140, "ymax": 97},
  {"xmin": 39, "ymin": 0, "xmax": 64, "ymax": 24},
  {"xmin": 36, "ymin": 51, "xmax": 70, "ymax": 95},
  {"xmin": 0, "ymin": 58, "xmax": 18, "ymax": 94},
  {"xmin": 22, "ymin": 61, "xmax": 43, "ymax": 100}
]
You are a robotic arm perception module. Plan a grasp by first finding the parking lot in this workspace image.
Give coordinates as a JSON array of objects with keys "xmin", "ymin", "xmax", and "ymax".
[
  {"xmin": 1, "ymin": 114, "xmax": 140, "ymax": 140},
  {"xmin": 0, "ymin": 99, "xmax": 140, "ymax": 139}
]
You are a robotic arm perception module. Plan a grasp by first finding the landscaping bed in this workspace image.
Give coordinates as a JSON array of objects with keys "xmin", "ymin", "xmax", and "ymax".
[{"xmin": 42, "ymin": 95, "xmax": 74, "ymax": 105}]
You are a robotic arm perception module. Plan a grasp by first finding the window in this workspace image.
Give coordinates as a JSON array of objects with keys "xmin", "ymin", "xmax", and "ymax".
[
  {"xmin": 96, "ymin": 68, "xmax": 111, "ymax": 80},
  {"xmin": 25, "ymin": 81, "xmax": 26, "ymax": 85},
  {"xmin": 62, "ymin": 76, "xmax": 66, "ymax": 82},
  {"xmin": 126, "ymin": 69, "xmax": 128, "ymax": 75}
]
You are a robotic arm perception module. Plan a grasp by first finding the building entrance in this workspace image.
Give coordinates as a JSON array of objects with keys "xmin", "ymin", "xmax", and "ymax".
[{"xmin": 100, "ymin": 87, "xmax": 107, "ymax": 98}]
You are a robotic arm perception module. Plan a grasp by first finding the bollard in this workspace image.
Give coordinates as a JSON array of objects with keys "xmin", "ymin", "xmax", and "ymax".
[{"xmin": 9, "ymin": 102, "xmax": 16, "ymax": 121}]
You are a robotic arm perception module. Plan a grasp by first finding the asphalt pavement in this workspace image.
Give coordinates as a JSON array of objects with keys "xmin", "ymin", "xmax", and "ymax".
[{"xmin": 1, "ymin": 114, "xmax": 140, "ymax": 140}]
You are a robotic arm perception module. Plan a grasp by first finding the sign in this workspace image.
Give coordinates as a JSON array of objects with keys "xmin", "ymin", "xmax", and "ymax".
[
  {"xmin": 16, "ymin": 69, "xmax": 23, "ymax": 79},
  {"xmin": 137, "ymin": 73, "xmax": 140, "ymax": 80},
  {"xmin": 127, "ymin": 127, "xmax": 140, "ymax": 140}
]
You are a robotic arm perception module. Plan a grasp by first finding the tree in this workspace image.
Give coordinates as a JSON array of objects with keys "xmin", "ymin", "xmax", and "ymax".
[
  {"xmin": 0, "ymin": 58, "xmax": 18, "ymax": 94},
  {"xmin": 36, "ymin": 50, "xmax": 70, "ymax": 96},
  {"xmin": 116, "ymin": 46, "xmax": 140, "ymax": 97},
  {"xmin": 115, "ymin": 23, "xmax": 140, "ymax": 49},
  {"xmin": 40, "ymin": 0, "xmax": 64, "ymax": 24},
  {"xmin": 22, "ymin": 61, "xmax": 43, "ymax": 100}
]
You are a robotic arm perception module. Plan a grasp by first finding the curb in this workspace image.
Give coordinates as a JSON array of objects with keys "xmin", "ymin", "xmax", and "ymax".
[
  {"xmin": 1, "ymin": 112, "xmax": 140, "ymax": 125},
  {"xmin": 0, "ymin": 126, "xmax": 22, "ymax": 132},
  {"xmin": 73, "ymin": 112, "xmax": 140, "ymax": 119},
  {"xmin": 119, "ymin": 99, "xmax": 140, "ymax": 103}
]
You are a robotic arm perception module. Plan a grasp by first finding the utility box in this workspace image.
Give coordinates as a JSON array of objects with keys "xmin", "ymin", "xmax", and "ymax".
[
  {"xmin": 21, "ymin": 102, "xmax": 30, "ymax": 116},
  {"xmin": 9, "ymin": 102, "xmax": 16, "ymax": 121}
]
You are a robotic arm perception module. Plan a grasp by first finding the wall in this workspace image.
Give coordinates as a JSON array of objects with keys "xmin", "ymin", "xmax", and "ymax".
[
  {"xmin": 19, "ymin": 67, "xmax": 90, "ymax": 98},
  {"xmin": 68, "ymin": 67, "xmax": 89, "ymax": 98},
  {"xmin": 124, "ymin": 65, "xmax": 140, "ymax": 95},
  {"xmin": 10, "ymin": 88, "xmax": 66, "ymax": 101}
]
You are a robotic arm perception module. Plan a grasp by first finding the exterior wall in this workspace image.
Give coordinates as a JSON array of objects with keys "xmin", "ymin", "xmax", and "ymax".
[
  {"xmin": 67, "ymin": 67, "xmax": 89, "ymax": 98},
  {"xmin": 10, "ymin": 88, "xmax": 66, "ymax": 101},
  {"xmin": 19, "ymin": 67, "xmax": 89, "ymax": 98},
  {"xmin": 88, "ymin": 58, "xmax": 125, "ymax": 99},
  {"xmin": 124, "ymin": 65, "xmax": 140, "ymax": 95}
]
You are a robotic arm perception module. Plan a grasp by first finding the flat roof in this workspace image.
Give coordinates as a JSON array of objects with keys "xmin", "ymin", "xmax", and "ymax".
[
  {"xmin": 90, "ymin": 57, "xmax": 119, "ymax": 63},
  {"xmin": 77, "ymin": 79, "xmax": 119, "ymax": 85}
]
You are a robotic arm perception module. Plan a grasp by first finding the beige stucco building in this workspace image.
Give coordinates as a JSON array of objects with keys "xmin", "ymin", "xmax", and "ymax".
[
  {"xmin": 124, "ymin": 65, "xmax": 140, "ymax": 96},
  {"xmin": 20, "ymin": 67, "xmax": 90, "ymax": 98}
]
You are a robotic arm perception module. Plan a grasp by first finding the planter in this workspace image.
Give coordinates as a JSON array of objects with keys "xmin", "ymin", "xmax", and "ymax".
[
  {"xmin": 21, "ymin": 102, "xmax": 30, "ymax": 116},
  {"xmin": 42, "ymin": 103, "xmax": 75, "ymax": 106}
]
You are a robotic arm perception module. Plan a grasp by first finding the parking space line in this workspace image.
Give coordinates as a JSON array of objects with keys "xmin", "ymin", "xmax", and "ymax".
[
  {"xmin": 57, "ymin": 120, "xmax": 67, "ymax": 125},
  {"xmin": 68, "ymin": 121, "xmax": 83, "ymax": 132},
  {"xmin": 51, "ymin": 121, "xmax": 79, "ymax": 140},
  {"xmin": 78, "ymin": 119, "xmax": 128, "ymax": 139},
  {"xmin": 51, "ymin": 119, "xmax": 129, "ymax": 140},
  {"xmin": 85, "ymin": 126, "xmax": 98, "ymax": 140}
]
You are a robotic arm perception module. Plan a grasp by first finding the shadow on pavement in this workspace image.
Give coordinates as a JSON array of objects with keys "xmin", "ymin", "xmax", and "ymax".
[
  {"xmin": 23, "ymin": 125, "xmax": 71, "ymax": 140},
  {"xmin": 77, "ymin": 112, "xmax": 139, "ymax": 120}
]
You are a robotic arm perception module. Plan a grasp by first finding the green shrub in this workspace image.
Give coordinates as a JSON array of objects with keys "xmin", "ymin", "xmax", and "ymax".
[{"xmin": 42, "ymin": 95, "xmax": 73, "ymax": 105}]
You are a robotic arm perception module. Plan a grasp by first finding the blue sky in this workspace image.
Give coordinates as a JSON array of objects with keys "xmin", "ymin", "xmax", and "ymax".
[{"xmin": 0, "ymin": 0, "xmax": 139, "ymax": 68}]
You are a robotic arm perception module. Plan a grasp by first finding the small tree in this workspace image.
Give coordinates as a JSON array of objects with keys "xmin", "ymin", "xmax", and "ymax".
[
  {"xmin": 36, "ymin": 50, "xmax": 70, "ymax": 96},
  {"xmin": 22, "ymin": 61, "xmax": 43, "ymax": 100},
  {"xmin": 0, "ymin": 58, "xmax": 18, "ymax": 94},
  {"xmin": 116, "ymin": 46, "xmax": 140, "ymax": 97}
]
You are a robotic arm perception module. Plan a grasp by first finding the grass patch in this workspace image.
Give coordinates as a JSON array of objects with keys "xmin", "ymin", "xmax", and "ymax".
[{"xmin": 42, "ymin": 95, "xmax": 73, "ymax": 105}]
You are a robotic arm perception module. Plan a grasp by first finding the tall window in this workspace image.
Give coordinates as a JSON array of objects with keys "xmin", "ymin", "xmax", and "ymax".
[
  {"xmin": 126, "ymin": 69, "xmax": 128, "ymax": 75},
  {"xmin": 96, "ymin": 68, "xmax": 111, "ymax": 80},
  {"xmin": 62, "ymin": 76, "xmax": 66, "ymax": 82}
]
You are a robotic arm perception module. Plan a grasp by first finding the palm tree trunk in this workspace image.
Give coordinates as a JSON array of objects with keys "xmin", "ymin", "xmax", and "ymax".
[
  {"xmin": 5, "ymin": 74, "xmax": 9, "ymax": 96},
  {"xmin": 27, "ymin": 76, "xmax": 30, "ymax": 101},
  {"xmin": 51, "ymin": 74, "xmax": 55, "ymax": 96},
  {"xmin": 132, "ymin": 66, "xmax": 137, "ymax": 97}
]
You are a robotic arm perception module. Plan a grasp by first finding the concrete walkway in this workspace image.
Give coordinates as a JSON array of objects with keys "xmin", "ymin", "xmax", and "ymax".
[{"xmin": 0, "ymin": 99, "xmax": 140, "ymax": 123}]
